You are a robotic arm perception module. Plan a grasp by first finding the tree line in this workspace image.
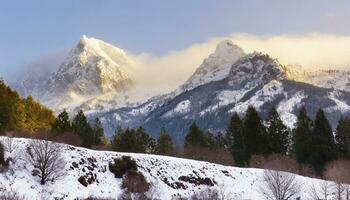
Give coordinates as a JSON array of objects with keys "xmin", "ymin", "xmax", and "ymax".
[
  {"xmin": 0, "ymin": 79, "xmax": 55, "ymax": 133},
  {"xmin": 226, "ymin": 106, "xmax": 350, "ymax": 175}
]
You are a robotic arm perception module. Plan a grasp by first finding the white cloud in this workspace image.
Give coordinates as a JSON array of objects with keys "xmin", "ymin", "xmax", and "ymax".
[
  {"xmin": 12, "ymin": 33, "xmax": 350, "ymax": 98},
  {"xmin": 129, "ymin": 33, "xmax": 350, "ymax": 96}
]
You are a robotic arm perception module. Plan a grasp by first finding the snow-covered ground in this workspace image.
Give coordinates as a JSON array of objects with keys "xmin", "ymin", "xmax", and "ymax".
[{"xmin": 0, "ymin": 137, "xmax": 341, "ymax": 200}]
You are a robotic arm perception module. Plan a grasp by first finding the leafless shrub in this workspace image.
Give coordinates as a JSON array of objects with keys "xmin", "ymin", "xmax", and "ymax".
[
  {"xmin": 249, "ymin": 154, "xmax": 318, "ymax": 178},
  {"xmin": 80, "ymin": 197, "xmax": 114, "ymax": 200},
  {"xmin": 259, "ymin": 170, "xmax": 300, "ymax": 200},
  {"xmin": 26, "ymin": 139, "xmax": 66, "ymax": 185},
  {"xmin": 324, "ymin": 159, "xmax": 350, "ymax": 200},
  {"xmin": 121, "ymin": 171, "xmax": 150, "ymax": 193},
  {"xmin": 53, "ymin": 132, "xmax": 82, "ymax": 147},
  {"xmin": 3, "ymin": 133, "xmax": 18, "ymax": 154},
  {"xmin": 308, "ymin": 182, "xmax": 333, "ymax": 200},
  {"xmin": 0, "ymin": 191, "xmax": 26, "ymax": 200},
  {"xmin": 190, "ymin": 188, "xmax": 223, "ymax": 200},
  {"xmin": 184, "ymin": 146, "xmax": 234, "ymax": 166},
  {"xmin": 298, "ymin": 163, "xmax": 318, "ymax": 178},
  {"xmin": 120, "ymin": 171, "xmax": 151, "ymax": 200}
]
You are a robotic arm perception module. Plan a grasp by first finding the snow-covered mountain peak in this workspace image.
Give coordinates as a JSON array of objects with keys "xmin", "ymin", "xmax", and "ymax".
[
  {"xmin": 228, "ymin": 52, "xmax": 287, "ymax": 88},
  {"xmin": 15, "ymin": 36, "xmax": 136, "ymax": 112},
  {"xmin": 180, "ymin": 40, "xmax": 245, "ymax": 91},
  {"xmin": 214, "ymin": 39, "xmax": 245, "ymax": 60}
]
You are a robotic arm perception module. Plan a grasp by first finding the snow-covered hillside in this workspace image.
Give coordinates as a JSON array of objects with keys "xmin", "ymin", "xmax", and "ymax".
[{"xmin": 0, "ymin": 137, "xmax": 340, "ymax": 200}]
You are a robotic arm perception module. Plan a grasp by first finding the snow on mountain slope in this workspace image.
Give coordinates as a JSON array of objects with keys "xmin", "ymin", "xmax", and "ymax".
[
  {"xmin": 96, "ymin": 50, "xmax": 350, "ymax": 141},
  {"xmin": 14, "ymin": 36, "xmax": 136, "ymax": 113},
  {"xmin": 0, "ymin": 137, "xmax": 339, "ymax": 200},
  {"xmin": 306, "ymin": 70, "xmax": 350, "ymax": 92}
]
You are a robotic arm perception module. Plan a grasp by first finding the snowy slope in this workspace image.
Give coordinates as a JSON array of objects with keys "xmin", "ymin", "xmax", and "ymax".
[{"xmin": 0, "ymin": 137, "xmax": 339, "ymax": 200}]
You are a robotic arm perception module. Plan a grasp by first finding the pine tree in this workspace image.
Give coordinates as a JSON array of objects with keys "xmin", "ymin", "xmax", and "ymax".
[
  {"xmin": 156, "ymin": 128, "xmax": 174, "ymax": 155},
  {"xmin": 111, "ymin": 127, "xmax": 155, "ymax": 153},
  {"xmin": 266, "ymin": 107, "xmax": 290, "ymax": 155},
  {"xmin": 91, "ymin": 118, "xmax": 104, "ymax": 145},
  {"xmin": 243, "ymin": 106, "xmax": 268, "ymax": 159},
  {"xmin": 335, "ymin": 117, "xmax": 350, "ymax": 158},
  {"xmin": 311, "ymin": 109, "xmax": 336, "ymax": 173},
  {"xmin": 227, "ymin": 113, "xmax": 247, "ymax": 166},
  {"xmin": 111, "ymin": 128, "xmax": 140, "ymax": 152},
  {"xmin": 72, "ymin": 110, "xmax": 93, "ymax": 148},
  {"xmin": 136, "ymin": 127, "xmax": 156, "ymax": 153},
  {"xmin": 293, "ymin": 106, "xmax": 313, "ymax": 164},
  {"xmin": 184, "ymin": 122, "xmax": 206, "ymax": 147},
  {"xmin": 53, "ymin": 110, "xmax": 71, "ymax": 133}
]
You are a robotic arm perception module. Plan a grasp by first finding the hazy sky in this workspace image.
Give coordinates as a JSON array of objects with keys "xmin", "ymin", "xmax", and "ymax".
[{"xmin": 1, "ymin": 0, "xmax": 350, "ymax": 81}]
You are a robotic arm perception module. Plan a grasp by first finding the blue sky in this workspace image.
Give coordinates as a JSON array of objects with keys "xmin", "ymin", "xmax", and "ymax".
[{"xmin": 1, "ymin": 0, "xmax": 350, "ymax": 80}]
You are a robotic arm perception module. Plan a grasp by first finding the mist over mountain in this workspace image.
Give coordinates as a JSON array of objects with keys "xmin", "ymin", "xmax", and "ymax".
[{"xmin": 10, "ymin": 36, "xmax": 350, "ymax": 142}]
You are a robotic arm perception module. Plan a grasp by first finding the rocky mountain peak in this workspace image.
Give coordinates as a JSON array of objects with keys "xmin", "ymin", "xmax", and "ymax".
[
  {"xmin": 228, "ymin": 52, "xmax": 286, "ymax": 88},
  {"xmin": 180, "ymin": 40, "xmax": 245, "ymax": 91}
]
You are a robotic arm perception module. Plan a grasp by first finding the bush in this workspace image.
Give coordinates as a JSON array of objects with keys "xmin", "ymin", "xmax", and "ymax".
[
  {"xmin": 78, "ymin": 176, "xmax": 88, "ymax": 187},
  {"xmin": 190, "ymin": 188, "xmax": 222, "ymax": 200},
  {"xmin": 0, "ymin": 191, "xmax": 26, "ymax": 200},
  {"xmin": 184, "ymin": 146, "xmax": 234, "ymax": 166},
  {"xmin": 0, "ymin": 142, "xmax": 9, "ymax": 171},
  {"xmin": 121, "ymin": 171, "xmax": 150, "ymax": 194},
  {"xmin": 53, "ymin": 132, "xmax": 82, "ymax": 147},
  {"xmin": 109, "ymin": 156, "xmax": 137, "ymax": 178}
]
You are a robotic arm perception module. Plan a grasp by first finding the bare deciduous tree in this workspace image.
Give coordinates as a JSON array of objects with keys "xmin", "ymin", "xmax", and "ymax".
[
  {"xmin": 259, "ymin": 170, "xmax": 300, "ymax": 200},
  {"xmin": 308, "ymin": 182, "xmax": 332, "ymax": 200},
  {"xmin": 3, "ymin": 133, "xmax": 18, "ymax": 154},
  {"xmin": 26, "ymin": 139, "xmax": 66, "ymax": 185},
  {"xmin": 324, "ymin": 159, "xmax": 350, "ymax": 200}
]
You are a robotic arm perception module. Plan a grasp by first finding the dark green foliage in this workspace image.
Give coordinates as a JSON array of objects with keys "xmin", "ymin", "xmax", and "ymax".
[
  {"xmin": 78, "ymin": 176, "xmax": 88, "ymax": 187},
  {"xmin": 293, "ymin": 106, "xmax": 313, "ymax": 164},
  {"xmin": 156, "ymin": 128, "xmax": 174, "ymax": 155},
  {"xmin": 72, "ymin": 110, "xmax": 93, "ymax": 148},
  {"xmin": 91, "ymin": 118, "xmax": 104, "ymax": 145},
  {"xmin": 335, "ymin": 117, "xmax": 350, "ymax": 158},
  {"xmin": 111, "ymin": 127, "xmax": 155, "ymax": 153},
  {"xmin": 0, "ymin": 79, "xmax": 55, "ymax": 134},
  {"xmin": 227, "ymin": 113, "xmax": 247, "ymax": 167},
  {"xmin": 310, "ymin": 109, "xmax": 336, "ymax": 173},
  {"xmin": 184, "ymin": 122, "xmax": 208, "ymax": 147},
  {"xmin": 266, "ymin": 107, "xmax": 290, "ymax": 155},
  {"xmin": 109, "ymin": 156, "xmax": 137, "ymax": 178},
  {"xmin": 52, "ymin": 110, "xmax": 71, "ymax": 133},
  {"xmin": 243, "ymin": 106, "xmax": 268, "ymax": 158},
  {"xmin": 210, "ymin": 132, "xmax": 227, "ymax": 149}
]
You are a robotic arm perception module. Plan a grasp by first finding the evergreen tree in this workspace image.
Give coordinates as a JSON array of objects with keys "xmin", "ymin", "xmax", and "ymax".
[
  {"xmin": 266, "ymin": 107, "xmax": 290, "ymax": 155},
  {"xmin": 243, "ymin": 106, "xmax": 268, "ymax": 158},
  {"xmin": 91, "ymin": 118, "xmax": 104, "ymax": 145},
  {"xmin": 227, "ymin": 113, "xmax": 247, "ymax": 166},
  {"xmin": 0, "ymin": 80, "xmax": 55, "ymax": 134},
  {"xmin": 212, "ymin": 132, "xmax": 226, "ymax": 149},
  {"xmin": 111, "ymin": 128, "xmax": 140, "ymax": 152},
  {"xmin": 335, "ymin": 117, "xmax": 350, "ymax": 158},
  {"xmin": 184, "ymin": 122, "xmax": 207, "ymax": 147},
  {"xmin": 311, "ymin": 109, "xmax": 336, "ymax": 173},
  {"xmin": 72, "ymin": 110, "xmax": 93, "ymax": 148},
  {"xmin": 136, "ymin": 127, "xmax": 156, "ymax": 153},
  {"xmin": 111, "ymin": 127, "xmax": 155, "ymax": 153},
  {"xmin": 53, "ymin": 110, "xmax": 71, "ymax": 133},
  {"xmin": 293, "ymin": 106, "xmax": 313, "ymax": 164},
  {"xmin": 156, "ymin": 128, "xmax": 174, "ymax": 155}
]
